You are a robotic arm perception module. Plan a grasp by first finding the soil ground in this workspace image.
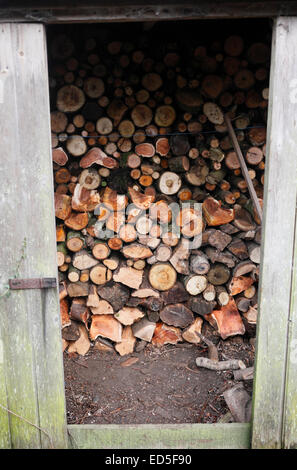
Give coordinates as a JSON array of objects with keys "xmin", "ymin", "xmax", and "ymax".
[{"xmin": 64, "ymin": 329, "xmax": 254, "ymax": 425}]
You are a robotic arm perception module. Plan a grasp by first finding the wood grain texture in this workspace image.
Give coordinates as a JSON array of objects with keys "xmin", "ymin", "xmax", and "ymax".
[
  {"xmin": 0, "ymin": 330, "xmax": 11, "ymax": 448},
  {"xmin": 283, "ymin": 194, "xmax": 297, "ymax": 448},
  {"xmin": 68, "ymin": 423, "xmax": 251, "ymax": 449},
  {"xmin": 0, "ymin": 24, "xmax": 67, "ymax": 448},
  {"xmin": 252, "ymin": 17, "xmax": 297, "ymax": 449},
  {"xmin": 0, "ymin": 2, "xmax": 297, "ymax": 23}
]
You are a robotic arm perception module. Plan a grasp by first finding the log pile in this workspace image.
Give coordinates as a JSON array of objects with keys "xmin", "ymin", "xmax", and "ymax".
[{"xmin": 50, "ymin": 26, "xmax": 269, "ymax": 356}]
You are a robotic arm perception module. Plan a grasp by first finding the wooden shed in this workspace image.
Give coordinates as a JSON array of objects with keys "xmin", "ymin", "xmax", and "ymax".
[{"xmin": 0, "ymin": 1, "xmax": 297, "ymax": 449}]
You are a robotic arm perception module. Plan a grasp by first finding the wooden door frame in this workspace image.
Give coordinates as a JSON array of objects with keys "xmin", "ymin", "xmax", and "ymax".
[{"xmin": 0, "ymin": 15, "xmax": 297, "ymax": 449}]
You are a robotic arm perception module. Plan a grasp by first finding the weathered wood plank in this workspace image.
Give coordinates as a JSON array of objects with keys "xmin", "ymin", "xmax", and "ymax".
[
  {"xmin": 0, "ymin": 330, "xmax": 11, "ymax": 448},
  {"xmin": 283, "ymin": 207, "xmax": 297, "ymax": 448},
  {"xmin": 0, "ymin": 24, "xmax": 67, "ymax": 448},
  {"xmin": 0, "ymin": 1, "xmax": 297, "ymax": 23},
  {"xmin": 251, "ymin": 17, "xmax": 297, "ymax": 449},
  {"xmin": 68, "ymin": 423, "xmax": 251, "ymax": 449}
]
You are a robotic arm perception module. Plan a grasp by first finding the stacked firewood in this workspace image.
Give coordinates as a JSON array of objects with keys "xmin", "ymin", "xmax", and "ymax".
[{"xmin": 50, "ymin": 28, "xmax": 269, "ymax": 356}]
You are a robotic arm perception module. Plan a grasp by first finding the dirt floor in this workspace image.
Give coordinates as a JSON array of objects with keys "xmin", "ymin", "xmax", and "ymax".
[{"xmin": 64, "ymin": 328, "xmax": 255, "ymax": 425}]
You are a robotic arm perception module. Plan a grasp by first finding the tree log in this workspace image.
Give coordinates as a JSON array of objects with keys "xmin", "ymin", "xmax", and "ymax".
[{"xmin": 160, "ymin": 303, "xmax": 194, "ymax": 328}]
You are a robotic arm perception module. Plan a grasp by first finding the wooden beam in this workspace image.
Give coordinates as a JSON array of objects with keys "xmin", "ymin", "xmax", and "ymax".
[
  {"xmin": 283, "ymin": 190, "xmax": 297, "ymax": 448},
  {"xmin": 0, "ymin": 334, "xmax": 11, "ymax": 448},
  {"xmin": 0, "ymin": 23, "xmax": 67, "ymax": 449},
  {"xmin": 1, "ymin": 1, "xmax": 297, "ymax": 23},
  {"xmin": 68, "ymin": 423, "xmax": 251, "ymax": 449},
  {"xmin": 251, "ymin": 17, "xmax": 297, "ymax": 449}
]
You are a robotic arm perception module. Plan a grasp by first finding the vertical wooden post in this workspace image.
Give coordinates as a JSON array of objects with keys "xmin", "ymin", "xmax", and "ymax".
[
  {"xmin": 252, "ymin": 17, "xmax": 297, "ymax": 448},
  {"xmin": 283, "ymin": 195, "xmax": 297, "ymax": 448},
  {"xmin": 0, "ymin": 24, "xmax": 67, "ymax": 448}
]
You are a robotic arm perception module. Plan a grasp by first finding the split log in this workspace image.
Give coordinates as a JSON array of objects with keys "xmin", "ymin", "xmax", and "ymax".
[
  {"xmin": 71, "ymin": 184, "xmax": 100, "ymax": 212},
  {"xmin": 182, "ymin": 317, "xmax": 203, "ymax": 344},
  {"xmin": 132, "ymin": 317, "xmax": 156, "ymax": 342},
  {"xmin": 97, "ymin": 282, "xmax": 130, "ymax": 312},
  {"xmin": 95, "ymin": 338, "xmax": 115, "ymax": 353},
  {"xmin": 152, "ymin": 322, "xmax": 182, "ymax": 346},
  {"xmin": 233, "ymin": 260, "xmax": 256, "ymax": 277},
  {"xmin": 234, "ymin": 207, "xmax": 256, "ymax": 232},
  {"xmin": 59, "ymin": 281, "xmax": 68, "ymax": 301},
  {"xmin": 89, "ymin": 314, "xmax": 122, "ymax": 342},
  {"xmin": 67, "ymin": 282, "xmax": 90, "ymax": 297},
  {"xmin": 103, "ymin": 255, "xmax": 120, "ymax": 271},
  {"xmin": 150, "ymin": 200, "xmax": 172, "ymax": 224},
  {"xmin": 128, "ymin": 186, "xmax": 154, "ymax": 210},
  {"xmin": 72, "ymin": 250, "xmax": 98, "ymax": 270},
  {"xmin": 115, "ymin": 326, "xmax": 136, "ymax": 356},
  {"xmin": 161, "ymin": 282, "xmax": 189, "ymax": 305},
  {"xmin": 114, "ymin": 307, "xmax": 144, "ymax": 326},
  {"xmin": 205, "ymin": 297, "xmax": 245, "ymax": 340},
  {"xmin": 137, "ymin": 296, "xmax": 163, "ymax": 312},
  {"xmin": 187, "ymin": 296, "xmax": 217, "ymax": 317},
  {"xmin": 70, "ymin": 298, "xmax": 90, "ymax": 324},
  {"xmin": 223, "ymin": 383, "xmax": 252, "ymax": 423},
  {"xmin": 202, "ymin": 197, "xmax": 234, "ymax": 226},
  {"xmin": 205, "ymin": 247, "xmax": 236, "ymax": 269},
  {"xmin": 90, "ymin": 300, "xmax": 114, "ymax": 315},
  {"xmin": 53, "ymin": 147, "xmax": 68, "ymax": 166},
  {"xmin": 68, "ymin": 324, "xmax": 91, "ymax": 356},
  {"xmin": 227, "ymin": 238, "xmax": 249, "ymax": 260},
  {"xmin": 169, "ymin": 238, "xmax": 190, "ymax": 275},
  {"xmin": 228, "ymin": 276, "xmax": 254, "ymax": 295},
  {"xmin": 102, "ymin": 187, "xmax": 128, "ymax": 211},
  {"xmin": 160, "ymin": 303, "xmax": 194, "ymax": 328},
  {"xmin": 65, "ymin": 212, "xmax": 89, "ymax": 231},
  {"xmin": 87, "ymin": 284, "xmax": 100, "ymax": 308},
  {"xmin": 113, "ymin": 265, "xmax": 143, "ymax": 289},
  {"xmin": 62, "ymin": 321, "xmax": 80, "ymax": 341},
  {"xmin": 60, "ymin": 298, "xmax": 71, "ymax": 328},
  {"xmin": 80, "ymin": 148, "xmax": 118, "ymax": 169}
]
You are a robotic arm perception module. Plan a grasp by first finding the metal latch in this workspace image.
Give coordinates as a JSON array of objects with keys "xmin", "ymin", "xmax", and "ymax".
[{"xmin": 9, "ymin": 278, "xmax": 57, "ymax": 290}]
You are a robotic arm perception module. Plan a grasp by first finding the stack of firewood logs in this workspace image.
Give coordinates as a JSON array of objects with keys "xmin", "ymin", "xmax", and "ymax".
[{"xmin": 50, "ymin": 27, "xmax": 268, "ymax": 355}]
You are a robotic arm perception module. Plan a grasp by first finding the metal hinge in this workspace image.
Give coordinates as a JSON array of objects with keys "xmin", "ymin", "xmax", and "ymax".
[{"xmin": 9, "ymin": 278, "xmax": 57, "ymax": 290}]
